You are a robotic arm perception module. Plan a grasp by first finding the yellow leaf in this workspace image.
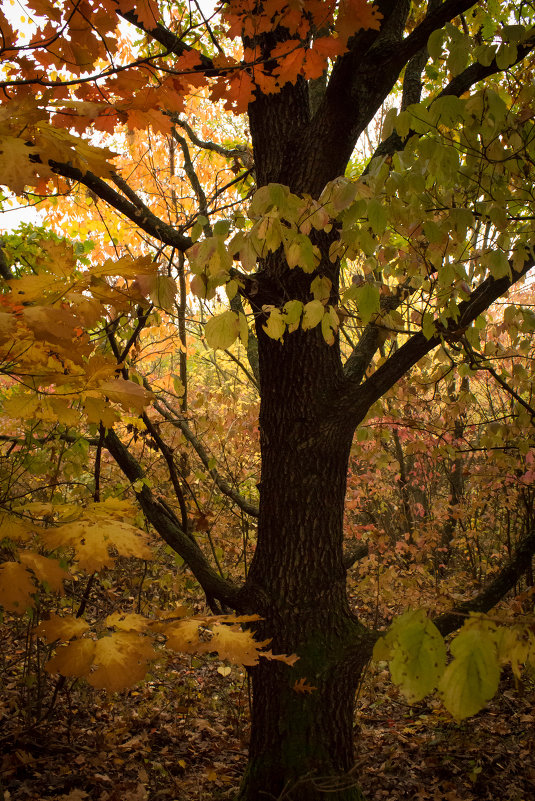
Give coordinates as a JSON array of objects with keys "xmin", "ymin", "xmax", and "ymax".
[
  {"xmin": 83, "ymin": 396, "xmax": 120, "ymax": 428},
  {"xmin": 41, "ymin": 519, "xmax": 153, "ymax": 572},
  {"xmin": 0, "ymin": 311, "xmax": 16, "ymax": 343},
  {"xmin": 106, "ymin": 612, "xmax": 151, "ymax": 631},
  {"xmin": 205, "ymin": 311, "xmax": 240, "ymax": 350},
  {"xmin": 0, "ymin": 135, "xmax": 53, "ymax": 193},
  {"xmin": 98, "ymin": 378, "xmax": 154, "ymax": 413},
  {"xmin": 0, "ymin": 513, "xmax": 33, "ymax": 542},
  {"xmin": 0, "ymin": 562, "xmax": 36, "ymax": 612},
  {"xmin": 202, "ymin": 623, "xmax": 270, "ymax": 666},
  {"xmin": 34, "ymin": 122, "xmax": 116, "ymax": 179},
  {"xmin": 2, "ymin": 394, "xmax": 40, "ymax": 420},
  {"xmin": 163, "ymin": 618, "xmax": 203, "ymax": 652},
  {"xmin": 263, "ymin": 309, "xmax": 286, "ymax": 341},
  {"xmin": 45, "ymin": 638, "xmax": 96, "ymax": 677},
  {"xmin": 34, "ymin": 613, "xmax": 89, "ymax": 643},
  {"xmin": 19, "ymin": 551, "xmax": 70, "ymax": 593},
  {"xmin": 301, "ymin": 299, "xmax": 325, "ymax": 331},
  {"xmin": 88, "ymin": 632, "xmax": 155, "ymax": 691}
]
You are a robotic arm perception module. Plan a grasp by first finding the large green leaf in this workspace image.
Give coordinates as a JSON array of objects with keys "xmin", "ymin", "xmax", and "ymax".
[
  {"xmin": 439, "ymin": 624, "xmax": 500, "ymax": 720},
  {"xmin": 374, "ymin": 609, "xmax": 446, "ymax": 703}
]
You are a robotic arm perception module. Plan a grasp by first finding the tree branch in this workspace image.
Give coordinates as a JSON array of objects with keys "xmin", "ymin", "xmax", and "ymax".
[
  {"xmin": 48, "ymin": 161, "xmax": 193, "ymax": 251},
  {"xmin": 333, "ymin": 257, "xmax": 535, "ymax": 430},
  {"xmin": 155, "ymin": 398, "xmax": 260, "ymax": 518},
  {"xmin": 104, "ymin": 427, "xmax": 242, "ymax": 608},
  {"xmin": 114, "ymin": 4, "xmax": 215, "ymax": 73},
  {"xmin": 433, "ymin": 524, "xmax": 535, "ymax": 636}
]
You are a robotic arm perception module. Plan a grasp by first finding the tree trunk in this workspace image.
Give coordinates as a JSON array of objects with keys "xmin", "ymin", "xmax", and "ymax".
[{"xmin": 238, "ymin": 319, "xmax": 371, "ymax": 800}]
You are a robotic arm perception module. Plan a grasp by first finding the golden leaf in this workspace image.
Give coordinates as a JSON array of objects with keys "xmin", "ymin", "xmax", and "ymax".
[
  {"xmin": 42, "ymin": 519, "xmax": 153, "ymax": 572},
  {"xmin": 45, "ymin": 638, "xmax": 96, "ymax": 677},
  {"xmin": 202, "ymin": 623, "xmax": 271, "ymax": 666},
  {"xmin": 0, "ymin": 562, "xmax": 36, "ymax": 612},
  {"xmin": 19, "ymin": 551, "xmax": 70, "ymax": 593},
  {"xmin": 0, "ymin": 513, "xmax": 33, "ymax": 542},
  {"xmin": 34, "ymin": 613, "xmax": 90, "ymax": 643},
  {"xmin": 88, "ymin": 632, "xmax": 155, "ymax": 691},
  {"xmin": 106, "ymin": 612, "xmax": 151, "ymax": 631},
  {"xmin": 163, "ymin": 618, "xmax": 203, "ymax": 653},
  {"xmin": 97, "ymin": 378, "xmax": 154, "ymax": 413}
]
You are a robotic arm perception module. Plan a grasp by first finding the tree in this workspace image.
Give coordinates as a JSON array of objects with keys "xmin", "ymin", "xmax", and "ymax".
[{"xmin": 1, "ymin": 1, "xmax": 535, "ymax": 799}]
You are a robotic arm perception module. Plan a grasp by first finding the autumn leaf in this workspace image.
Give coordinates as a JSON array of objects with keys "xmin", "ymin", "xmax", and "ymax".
[
  {"xmin": 134, "ymin": 273, "xmax": 177, "ymax": 311},
  {"xmin": 0, "ymin": 562, "xmax": 36, "ymax": 612},
  {"xmin": 205, "ymin": 311, "xmax": 240, "ymax": 349},
  {"xmin": 19, "ymin": 551, "xmax": 70, "ymax": 593},
  {"xmin": 0, "ymin": 136, "xmax": 52, "ymax": 193},
  {"xmin": 293, "ymin": 677, "xmax": 317, "ymax": 694},
  {"xmin": 35, "ymin": 613, "xmax": 90, "ymax": 643},
  {"xmin": 106, "ymin": 612, "xmax": 152, "ymax": 632},
  {"xmin": 203, "ymin": 623, "xmax": 271, "ymax": 666},
  {"xmin": 97, "ymin": 378, "xmax": 154, "ymax": 413},
  {"xmin": 0, "ymin": 513, "xmax": 33, "ymax": 542},
  {"xmin": 163, "ymin": 618, "xmax": 203, "ymax": 653},
  {"xmin": 45, "ymin": 639, "xmax": 96, "ymax": 678},
  {"xmin": 336, "ymin": 0, "xmax": 383, "ymax": 42},
  {"xmin": 41, "ymin": 519, "xmax": 153, "ymax": 572},
  {"xmin": 88, "ymin": 632, "xmax": 156, "ymax": 691}
]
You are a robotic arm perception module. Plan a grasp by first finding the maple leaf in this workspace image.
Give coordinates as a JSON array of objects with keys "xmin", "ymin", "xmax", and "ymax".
[
  {"xmin": 0, "ymin": 136, "xmax": 52, "ymax": 194},
  {"xmin": 34, "ymin": 123, "xmax": 117, "ymax": 179},
  {"xmin": 88, "ymin": 632, "xmax": 155, "ymax": 691},
  {"xmin": 115, "ymin": 0, "xmax": 160, "ymax": 31},
  {"xmin": 163, "ymin": 618, "xmax": 203, "ymax": 653},
  {"xmin": 336, "ymin": 0, "xmax": 383, "ymax": 42},
  {"xmin": 202, "ymin": 623, "xmax": 271, "ymax": 666},
  {"xmin": 0, "ymin": 513, "xmax": 33, "ymax": 542},
  {"xmin": 45, "ymin": 639, "xmax": 96, "ymax": 677},
  {"xmin": 0, "ymin": 562, "xmax": 36, "ymax": 612},
  {"xmin": 41, "ymin": 519, "xmax": 153, "ymax": 572},
  {"xmin": 34, "ymin": 613, "xmax": 90, "ymax": 643},
  {"xmin": 19, "ymin": 551, "xmax": 70, "ymax": 593},
  {"xmin": 106, "ymin": 612, "xmax": 151, "ymax": 632},
  {"xmin": 211, "ymin": 72, "xmax": 256, "ymax": 115},
  {"xmin": 293, "ymin": 677, "xmax": 318, "ymax": 693}
]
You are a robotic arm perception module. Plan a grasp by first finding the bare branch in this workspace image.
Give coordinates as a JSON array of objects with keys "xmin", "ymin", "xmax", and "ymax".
[
  {"xmin": 104, "ymin": 427, "xmax": 242, "ymax": 608},
  {"xmin": 155, "ymin": 398, "xmax": 260, "ymax": 518},
  {"xmin": 49, "ymin": 161, "xmax": 193, "ymax": 251}
]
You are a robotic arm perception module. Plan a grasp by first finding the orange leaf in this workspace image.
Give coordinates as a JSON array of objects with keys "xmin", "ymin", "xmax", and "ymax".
[
  {"xmin": 293, "ymin": 677, "xmax": 318, "ymax": 694},
  {"xmin": 336, "ymin": 0, "xmax": 383, "ymax": 42}
]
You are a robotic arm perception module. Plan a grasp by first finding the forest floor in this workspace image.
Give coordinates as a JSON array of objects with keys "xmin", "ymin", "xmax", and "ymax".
[{"xmin": 1, "ymin": 652, "xmax": 534, "ymax": 801}]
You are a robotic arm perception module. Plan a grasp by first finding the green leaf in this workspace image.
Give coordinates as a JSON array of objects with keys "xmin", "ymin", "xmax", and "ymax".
[
  {"xmin": 427, "ymin": 29, "xmax": 445, "ymax": 60},
  {"xmin": 439, "ymin": 624, "xmax": 500, "ymax": 721},
  {"xmin": 488, "ymin": 250, "xmax": 510, "ymax": 279},
  {"xmin": 356, "ymin": 283, "xmax": 380, "ymax": 325},
  {"xmin": 496, "ymin": 43, "xmax": 517, "ymax": 69},
  {"xmin": 205, "ymin": 311, "xmax": 240, "ymax": 349},
  {"xmin": 374, "ymin": 610, "xmax": 446, "ymax": 703},
  {"xmin": 447, "ymin": 38, "xmax": 470, "ymax": 76},
  {"xmin": 367, "ymin": 199, "xmax": 387, "ymax": 235}
]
